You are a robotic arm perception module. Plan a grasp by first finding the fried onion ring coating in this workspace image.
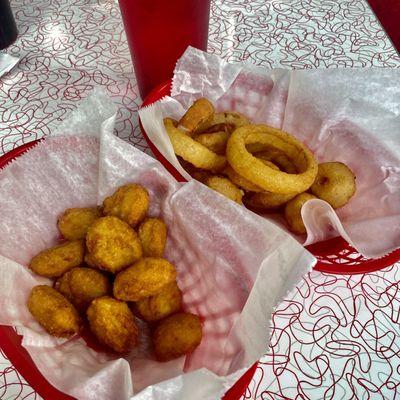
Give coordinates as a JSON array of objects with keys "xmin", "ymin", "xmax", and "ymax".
[
  {"xmin": 178, "ymin": 98, "xmax": 215, "ymax": 135},
  {"xmin": 284, "ymin": 192, "xmax": 317, "ymax": 234},
  {"xmin": 194, "ymin": 131, "xmax": 230, "ymax": 155},
  {"xmin": 164, "ymin": 118, "xmax": 227, "ymax": 172},
  {"xmin": 244, "ymin": 191, "xmax": 297, "ymax": 211},
  {"xmin": 310, "ymin": 162, "xmax": 356, "ymax": 209},
  {"xmin": 226, "ymin": 125, "xmax": 317, "ymax": 194},
  {"xmin": 205, "ymin": 176, "xmax": 243, "ymax": 204},
  {"xmin": 196, "ymin": 112, "xmax": 249, "ymax": 134}
]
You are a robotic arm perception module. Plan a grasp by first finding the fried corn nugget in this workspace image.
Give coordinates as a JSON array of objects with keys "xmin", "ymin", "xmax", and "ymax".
[
  {"xmin": 55, "ymin": 267, "xmax": 111, "ymax": 312},
  {"xmin": 57, "ymin": 207, "xmax": 102, "ymax": 240},
  {"xmin": 86, "ymin": 216, "xmax": 142, "ymax": 273},
  {"xmin": 178, "ymin": 98, "xmax": 215, "ymax": 135},
  {"xmin": 28, "ymin": 285, "xmax": 81, "ymax": 338},
  {"xmin": 284, "ymin": 193, "xmax": 317, "ymax": 234},
  {"xmin": 153, "ymin": 313, "xmax": 202, "ymax": 361},
  {"xmin": 103, "ymin": 184, "xmax": 150, "ymax": 227},
  {"xmin": 113, "ymin": 257, "xmax": 177, "ymax": 301},
  {"xmin": 205, "ymin": 176, "xmax": 243, "ymax": 204},
  {"xmin": 87, "ymin": 296, "xmax": 139, "ymax": 353},
  {"xmin": 310, "ymin": 162, "xmax": 356, "ymax": 209},
  {"xmin": 138, "ymin": 218, "xmax": 167, "ymax": 257},
  {"xmin": 29, "ymin": 240, "xmax": 85, "ymax": 278},
  {"xmin": 84, "ymin": 252, "xmax": 100, "ymax": 268},
  {"xmin": 134, "ymin": 281, "xmax": 182, "ymax": 322}
]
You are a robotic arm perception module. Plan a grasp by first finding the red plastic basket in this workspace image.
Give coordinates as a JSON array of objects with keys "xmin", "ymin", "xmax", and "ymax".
[
  {"xmin": 0, "ymin": 139, "xmax": 251, "ymax": 399},
  {"xmin": 140, "ymin": 79, "xmax": 400, "ymax": 277},
  {"xmin": 139, "ymin": 79, "xmax": 400, "ymax": 398}
]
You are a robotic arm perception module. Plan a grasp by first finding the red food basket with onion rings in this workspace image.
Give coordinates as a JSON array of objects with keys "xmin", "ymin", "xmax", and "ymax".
[
  {"xmin": 0, "ymin": 81, "xmax": 399, "ymax": 400},
  {"xmin": 139, "ymin": 79, "xmax": 400, "ymax": 277}
]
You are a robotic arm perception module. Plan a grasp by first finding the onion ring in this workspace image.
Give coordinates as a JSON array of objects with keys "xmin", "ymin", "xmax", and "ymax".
[
  {"xmin": 164, "ymin": 118, "xmax": 227, "ymax": 172},
  {"xmin": 310, "ymin": 162, "xmax": 356, "ymax": 209},
  {"xmin": 255, "ymin": 150, "xmax": 297, "ymax": 174},
  {"xmin": 178, "ymin": 98, "xmax": 214, "ymax": 135},
  {"xmin": 224, "ymin": 160, "xmax": 279, "ymax": 193},
  {"xmin": 194, "ymin": 131, "xmax": 230, "ymax": 155},
  {"xmin": 196, "ymin": 112, "xmax": 249, "ymax": 134},
  {"xmin": 203, "ymin": 123, "xmax": 234, "ymax": 134},
  {"xmin": 244, "ymin": 191, "xmax": 297, "ymax": 211},
  {"xmin": 226, "ymin": 125, "xmax": 318, "ymax": 194},
  {"xmin": 284, "ymin": 193, "xmax": 317, "ymax": 234},
  {"xmin": 205, "ymin": 176, "xmax": 243, "ymax": 204},
  {"xmin": 177, "ymin": 157, "xmax": 212, "ymax": 183}
]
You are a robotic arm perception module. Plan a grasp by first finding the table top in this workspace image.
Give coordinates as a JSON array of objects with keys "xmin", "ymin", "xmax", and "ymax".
[{"xmin": 1, "ymin": 0, "xmax": 399, "ymax": 399}]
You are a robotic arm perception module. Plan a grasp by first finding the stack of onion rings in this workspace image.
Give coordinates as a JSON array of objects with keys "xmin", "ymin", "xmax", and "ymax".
[
  {"xmin": 226, "ymin": 125, "xmax": 318, "ymax": 195},
  {"xmin": 164, "ymin": 118, "xmax": 226, "ymax": 172},
  {"xmin": 164, "ymin": 97, "xmax": 356, "ymax": 235}
]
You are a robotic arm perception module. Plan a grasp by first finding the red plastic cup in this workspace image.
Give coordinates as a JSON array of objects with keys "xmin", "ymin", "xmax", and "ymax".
[{"xmin": 118, "ymin": 0, "xmax": 211, "ymax": 99}]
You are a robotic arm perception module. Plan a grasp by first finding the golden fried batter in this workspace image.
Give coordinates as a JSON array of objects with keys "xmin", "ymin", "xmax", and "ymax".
[
  {"xmin": 153, "ymin": 313, "xmax": 202, "ymax": 361},
  {"xmin": 86, "ymin": 216, "xmax": 142, "ymax": 273},
  {"xmin": 29, "ymin": 240, "xmax": 85, "ymax": 278},
  {"xmin": 178, "ymin": 98, "xmax": 215, "ymax": 135},
  {"xmin": 55, "ymin": 267, "xmax": 111, "ymax": 312},
  {"xmin": 57, "ymin": 207, "xmax": 102, "ymax": 240},
  {"xmin": 205, "ymin": 176, "xmax": 243, "ymax": 204},
  {"xmin": 196, "ymin": 111, "xmax": 249, "ymax": 134},
  {"xmin": 255, "ymin": 150, "xmax": 297, "ymax": 174},
  {"xmin": 113, "ymin": 257, "xmax": 177, "ymax": 301},
  {"xmin": 87, "ymin": 296, "xmax": 139, "ymax": 353},
  {"xmin": 244, "ymin": 191, "xmax": 296, "ymax": 211},
  {"xmin": 284, "ymin": 193, "xmax": 317, "ymax": 234},
  {"xmin": 194, "ymin": 131, "xmax": 230, "ymax": 155},
  {"xmin": 177, "ymin": 157, "xmax": 212, "ymax": 183},
  {"xmin": 103, "ymin": 184, "xmax": 149, "ymax": 227},
  {"xmin": 28, "ymin": 285, "xmax": 81, "ymax": 338},
  {"xmin": 310, "ymin": 162, "xmax": 356, "ymax": 209},
  {"xmin": 224, "ymin": 166, "xmax": 264, "ymax": 193},
  {"xmin": 134, "ymin": 281, "xmax": 182, "ymax": 322},
  {"xmin": 138, "ymin": 218, "xmax": 167, "ymax": 257}
]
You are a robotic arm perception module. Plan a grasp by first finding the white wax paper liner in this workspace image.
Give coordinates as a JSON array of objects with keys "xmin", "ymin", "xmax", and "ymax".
[
  {"xmin": 139, "ymin": 47, "xmax": 400, "ymax": 259},
  {"xmin": 0, "ymin": 88, "xmax": 315, "ymax": 400}
]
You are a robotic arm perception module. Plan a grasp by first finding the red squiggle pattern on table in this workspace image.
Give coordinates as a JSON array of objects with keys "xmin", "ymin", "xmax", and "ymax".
[
  {"xmin": 0, "ymin": 349, "xmax": 39, "ymax": 399},
  {"xmin": 0, "ymin": 0, "xmax": 399, "ymax": 399},
  {"xmin": 209, "ymin": 0, "xmax": 400, "ymax": 69},
  {"xmin": 241, "ymin": 263, "xmax": 400, "ymax": 399},
  {"xmin": 1, "ymin": 0, "xmax": 399, "ymax": 157}
]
